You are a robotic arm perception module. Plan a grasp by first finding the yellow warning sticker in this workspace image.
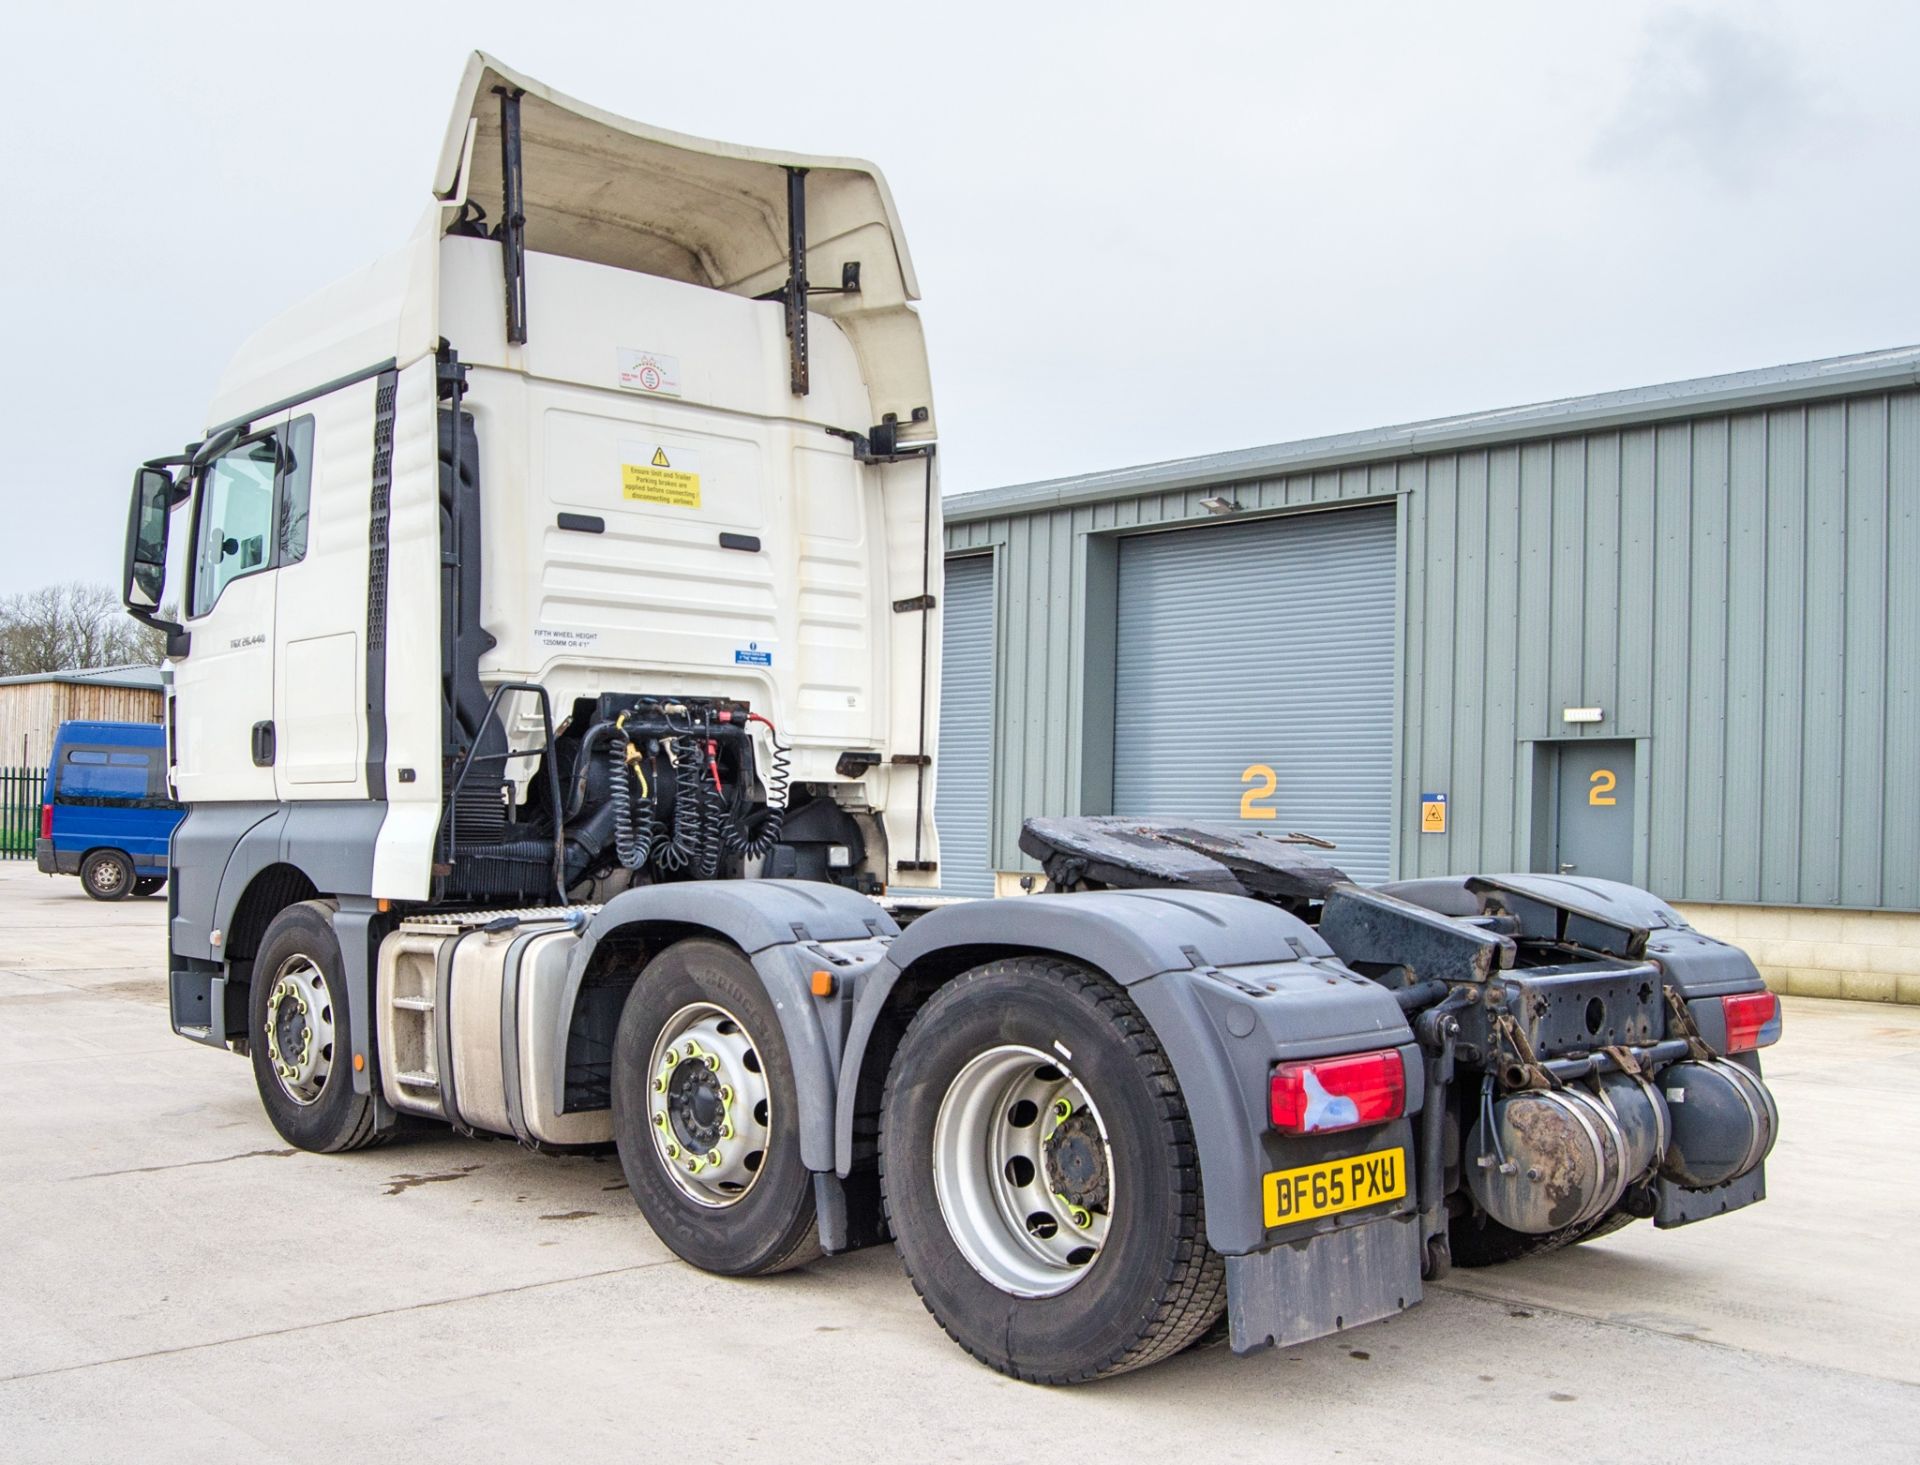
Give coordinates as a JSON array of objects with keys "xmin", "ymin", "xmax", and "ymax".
[{"xmin": 621, "ymin": 443, "xmax": 701, "ymax": 508}]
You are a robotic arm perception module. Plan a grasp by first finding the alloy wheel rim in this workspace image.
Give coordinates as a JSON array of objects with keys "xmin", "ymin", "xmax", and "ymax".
[
  {"xmin": 645, "ymin": 1002, "xmax": 773, "ymax": 1208},
  {"xmin": 263, "ymin": 954, "xmax": 334, "ymax": 1106},
  {"xmin": 931, "ymin": 1044, "xmax": 1114, "ymax": 1298}
]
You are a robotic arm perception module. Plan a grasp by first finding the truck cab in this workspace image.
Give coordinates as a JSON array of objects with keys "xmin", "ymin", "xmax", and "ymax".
[{"xmin": 36, "ymin": 719, "xmax": 181, "ymax": 900}]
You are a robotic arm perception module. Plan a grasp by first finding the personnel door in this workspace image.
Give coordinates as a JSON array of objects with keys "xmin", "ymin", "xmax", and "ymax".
[
  {"xmin": 171, "ymin": 416, "xmax": 289, "ymax": 803},
  {"xmin": 1548, "ymin": 740, "xmax": 1635, "ymax": 884}
]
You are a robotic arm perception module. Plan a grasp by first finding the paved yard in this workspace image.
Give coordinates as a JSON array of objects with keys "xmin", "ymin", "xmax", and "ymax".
[{"xmin": 2, "ymin": 860, "xmax": 1915, "ymax": 1462}]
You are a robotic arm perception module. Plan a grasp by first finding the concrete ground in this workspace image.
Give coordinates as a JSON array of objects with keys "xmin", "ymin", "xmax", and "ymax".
[{"xmin": 1, "ymin": 861, "xmax": 1916, "ymax": 1464}]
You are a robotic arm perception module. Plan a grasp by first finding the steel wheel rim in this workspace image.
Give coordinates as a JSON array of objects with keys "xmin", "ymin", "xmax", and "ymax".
[
  {"xmin": 931, "ymin": 1044, "xmax": 1114, "ymax": 1298},
  {"xmin": 645, "ymin": 1002, "xmax": 773, "ymax": 1208},
  {"xmin": 92, "ymin": 859, "xmax": 126, "ymax": 894},
  {"xmin": 264, "ymin": 954, "xmax": 335, "ymax": 1106}
]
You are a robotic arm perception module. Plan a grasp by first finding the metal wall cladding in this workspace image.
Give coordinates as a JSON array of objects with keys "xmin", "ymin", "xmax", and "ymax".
[
  {"xmin": 929, "ymin": 552, "xmax": 995, "ymax": 895},
  {"xmin": 1402, "ymin": 392, "xmax": 1920, "ymax": 909},
  {"xmin": 944, "ymin": 383, "xmax": 1920, "ymax": 912},
  {"xmin": 1111, "ymin": 507, "xmax": 1397, "ymax": 882}
]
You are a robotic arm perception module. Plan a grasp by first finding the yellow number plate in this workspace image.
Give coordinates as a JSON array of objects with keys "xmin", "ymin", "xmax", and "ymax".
[{"xmin": 1263, "ymin": 1147, "xmax": 1407, "ymax": 1227}]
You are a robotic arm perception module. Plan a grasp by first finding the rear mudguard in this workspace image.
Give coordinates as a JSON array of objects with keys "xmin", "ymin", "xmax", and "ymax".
[
  {"xmin": 833, "ymin": 889, "xmax": 1420, "ymax": 1257},
  {"xmin": 554, "ymin": 881, "xmax": 897, "ymax": 1172}
]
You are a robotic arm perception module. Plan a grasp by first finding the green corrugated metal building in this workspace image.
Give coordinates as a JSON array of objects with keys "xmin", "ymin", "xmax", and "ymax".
[{"xmin": 936, "ymin": 345, "xmax": 1920, "ymax": 1003}]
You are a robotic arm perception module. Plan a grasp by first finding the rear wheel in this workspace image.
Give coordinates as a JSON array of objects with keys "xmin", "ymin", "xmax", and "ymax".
[
  {"xmin": 247, "ymin": 901, "xmax": 380, "ymax": 1152},
  {"xmin": 1449, "ymin": 1203, "xmax": 1640, "ymax": 1267},
  {"xmin": 880, "ymin": 957, "xmax": 1225, "ymax": 1384},
  {"xmin": 80, "ymin": 849, "xmax": 133, "ymax": 901},
  {"xmin": 610, "ymin": 939, "xmax": 819, "ymax": 1275}
]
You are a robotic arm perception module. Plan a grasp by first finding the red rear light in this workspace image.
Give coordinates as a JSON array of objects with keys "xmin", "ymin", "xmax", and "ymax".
[
  {"xmin": 39, "ymin": 803, "xmax": 52, "ymax": 839},
  {"xmin": 1270, "ymin": 1049, "xmax": 1407, "ymax": 1134},
  {"xmin": 1722, "ymin": 991, "xmax": 1781, "ymax": 1053}
]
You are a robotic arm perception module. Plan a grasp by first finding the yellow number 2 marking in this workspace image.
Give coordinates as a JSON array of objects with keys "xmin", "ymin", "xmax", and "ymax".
[
  {"xmin": 1240, "ymin": 764, "xmax": 1278, "ymax": 820},
  {"xmin": 1589, "ymin": 768, "xmax": 1617, "ymax": 806}
]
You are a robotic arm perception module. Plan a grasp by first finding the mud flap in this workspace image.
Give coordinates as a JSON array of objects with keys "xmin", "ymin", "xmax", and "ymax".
[
  {"xmin": 1655, "ymin": 1165, "xmax": 1766, "ymax": 1228},
  {"xmin": 1227, "ymin": 1212, "xmax": 1423, "ymax": 1353}
]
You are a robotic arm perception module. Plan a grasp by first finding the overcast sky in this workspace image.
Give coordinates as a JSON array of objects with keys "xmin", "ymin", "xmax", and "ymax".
[{"xmin": 5, "ymin": 1, "xmax": 1917, "ymax": 595}]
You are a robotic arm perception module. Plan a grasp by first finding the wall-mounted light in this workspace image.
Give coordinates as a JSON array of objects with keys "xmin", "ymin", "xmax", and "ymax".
[
  {"xmin": 1563, "ymin": 707, "xmax": 1604, "ymax": 724},
  {"xmin": 1199, "ymin": 495, "xmax": 1241, "ymax": 515}
]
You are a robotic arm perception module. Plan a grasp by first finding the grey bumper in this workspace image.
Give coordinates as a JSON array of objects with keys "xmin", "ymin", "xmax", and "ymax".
[{"xmin": 34, "ymin": 839, "xmax": 77, "ymax": 875}]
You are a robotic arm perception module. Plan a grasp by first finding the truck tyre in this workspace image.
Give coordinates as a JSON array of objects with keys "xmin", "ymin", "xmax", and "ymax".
[
  {"xmin": 610, "ymin": 938, "xmax": 820, "ymax": 1276},
  {"xmin": 1449, "ymin": 1204, "xmax": 1639, "ymax": 1267},
  {"xmin": 247, "ymin": 901, "xmax": 381, "ymax": 1153},
  {"xmin": 80, "ymin": 849, "xmax": 134, "ymax": 901},
  {"xmin": 879, "ymin": 957, "xmax": 1226, "ymax": 1384},
  {"xmin": 133, "ymin": 877, "xmax": 165, "ymax": 898}
]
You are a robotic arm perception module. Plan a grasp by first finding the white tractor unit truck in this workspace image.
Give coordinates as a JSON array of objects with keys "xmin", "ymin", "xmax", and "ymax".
[{"xmin": 122, "ymin": 56, "xmax": 1784, "ymax": 1383}]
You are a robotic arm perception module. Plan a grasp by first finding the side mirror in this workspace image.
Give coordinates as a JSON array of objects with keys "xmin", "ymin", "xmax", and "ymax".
[{"xmin": 124, "ymin": 466, "xmax": 180, "ymax": 626}]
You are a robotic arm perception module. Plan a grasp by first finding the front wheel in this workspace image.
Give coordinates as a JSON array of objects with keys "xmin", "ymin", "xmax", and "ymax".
[
  {"xmin": 133, "ymin": 876, "xmax": 165, "ymax": 898},
  {"xmin": 610, "ymin": 939, "xmax": 820, "ymax": 1276},
  {"xmin": 879, "ymin": 957, "xmax": 1225, "ymax": 1384},
  {"xmin": 247, "ymin": 901, "xmax": 380, "ymax": 1152},
  {"xmin": 80, "ymin": 849, "xmax": 133, "ymax": 901}
]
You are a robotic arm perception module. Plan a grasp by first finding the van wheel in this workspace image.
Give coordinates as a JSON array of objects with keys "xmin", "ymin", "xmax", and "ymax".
[
  {"xmin": 879, "ymin": 957, "xmax": 1226, "ymax": 1384},
  {"xmin": 133, "ymin": 877, "xmax": 165, "ymax": 898},
  {"xmin": 80, "ymin": 850, "xmax": 134, "ymax": 901},
  {"xmin": 247, "ymin": 901, "xmax": 380, "ymax": 1153},
  {"xmin": 610, "ymin": 938, "xmax": 820, "ymax": 1276}
]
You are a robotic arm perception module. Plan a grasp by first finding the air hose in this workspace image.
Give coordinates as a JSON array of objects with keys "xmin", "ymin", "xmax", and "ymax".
[
  {"xmin": 607, "ymin": 729, "xmax": 656, "ymax": 870},
  {"xmin": 653, "ymin": 734, "xmax": 710, "ymax": 874},
  {"xmin": 728, "ymin": 713, "xmax": 791, "ymax": 860},
  {"xmin": 635, "ymin": 713, "xmax": 791, "ymax": 875}
]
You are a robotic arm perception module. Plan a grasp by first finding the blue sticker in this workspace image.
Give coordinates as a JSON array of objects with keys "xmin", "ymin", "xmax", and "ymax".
[{"xmin": 734, "ymin": 642, "xmax": 773, "ymax": 667}]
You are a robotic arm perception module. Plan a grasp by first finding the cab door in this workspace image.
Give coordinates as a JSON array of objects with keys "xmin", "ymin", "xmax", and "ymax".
[
  {"xmin": 269, "ymin": 382, "xmax": 374, "ymax": 796},
  {"xmin": 170, "ymin": 415, "xmax": 289, "ymax": 804}
]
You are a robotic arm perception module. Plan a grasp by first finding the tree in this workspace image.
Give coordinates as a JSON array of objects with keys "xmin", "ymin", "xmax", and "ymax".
[{"xmin": 0, "ymin": 583, "xmax": 165, "ymax": 677}]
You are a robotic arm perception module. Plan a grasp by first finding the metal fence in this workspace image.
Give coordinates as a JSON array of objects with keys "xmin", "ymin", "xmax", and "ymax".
[{"xmin": 0, "ymin": 765, "xmax": 47, "ymax": 859}]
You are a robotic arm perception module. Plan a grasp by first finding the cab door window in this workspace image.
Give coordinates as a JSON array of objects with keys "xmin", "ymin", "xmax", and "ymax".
[
  {"xmin": 277, "ymin": 416, "xmax": 315, "ymax": 565},
  {"xmin": 189, "ymin": 415, "xmax": 315, "ymax": 616},
  {"xmin": 192, "ymin": 437, "xmax": 277, "ymax": 615}
]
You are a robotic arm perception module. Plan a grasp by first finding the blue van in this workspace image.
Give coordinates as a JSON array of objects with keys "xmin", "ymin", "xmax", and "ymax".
[{"xmin": 34, "ymin": 720, "xmax": 183, "ymax": 900}]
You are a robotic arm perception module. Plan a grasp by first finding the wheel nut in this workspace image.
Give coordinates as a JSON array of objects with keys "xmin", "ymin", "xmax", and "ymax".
[
  {"xmin": 664, "ymin": 1142, "xmax": 680, "ymax": 1159},
  {"xmin": 706, "ymin": 1149, "xmax": 721, "ymax": 1165},
  {"xmin": 652, "ymin": 1076, "xmax": 666, "ymax": 1093},
  {"xmin": 1054, "ymin": 1098, "xmax": 1072, "ymax": 1119},
  {"xmin": 654, "ymin": 1113, "xmax": 668, "ymax": 1129}
]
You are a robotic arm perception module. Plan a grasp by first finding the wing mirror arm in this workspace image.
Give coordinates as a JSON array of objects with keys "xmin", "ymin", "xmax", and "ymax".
[{"xmin": 188, "ymin": 425, "xmax": 243, "ymax": 469}]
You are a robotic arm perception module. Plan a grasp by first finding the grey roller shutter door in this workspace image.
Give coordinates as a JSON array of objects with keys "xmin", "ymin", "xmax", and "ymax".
[
  {"xmin": 1113, "ymin": 505, "xmax": 1397, "ymax": 883},
  {"xmin": 932, "ymin": 553, "xmax": 996, "ymax": 896}
]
